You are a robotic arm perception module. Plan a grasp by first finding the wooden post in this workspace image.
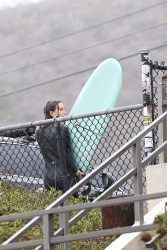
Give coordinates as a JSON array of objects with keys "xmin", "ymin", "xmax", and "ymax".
[{"xmin": 102, "ymin": 195, "xmax": 134, "ymax": 230}]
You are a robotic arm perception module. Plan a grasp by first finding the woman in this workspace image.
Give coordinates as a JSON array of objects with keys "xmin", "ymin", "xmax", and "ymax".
[{"xmin": 36, "ymin": 100, "xmax": 84, "ymax": 192}]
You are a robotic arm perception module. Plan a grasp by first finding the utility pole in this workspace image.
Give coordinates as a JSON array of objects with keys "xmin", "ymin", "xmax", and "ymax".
[{"xmin": 140, "ymin": 49, "xmax": 153, "ymax": 157}]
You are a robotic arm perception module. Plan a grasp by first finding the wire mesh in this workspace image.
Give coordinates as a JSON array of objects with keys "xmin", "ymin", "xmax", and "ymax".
[{"xmin": 0, "ymin": 107, "xmax": 144, "ymax": 198}]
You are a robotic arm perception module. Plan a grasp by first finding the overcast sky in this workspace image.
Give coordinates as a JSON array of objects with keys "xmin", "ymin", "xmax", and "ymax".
[{"xmin": 0, "ymin": 0, "xmax": 43, "ymax": 9}]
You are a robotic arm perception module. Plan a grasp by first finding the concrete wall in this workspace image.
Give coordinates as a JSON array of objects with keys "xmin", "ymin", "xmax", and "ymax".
[{"xmin": 146, "ymin": 163, "xmax": 167, "ymax": 211}]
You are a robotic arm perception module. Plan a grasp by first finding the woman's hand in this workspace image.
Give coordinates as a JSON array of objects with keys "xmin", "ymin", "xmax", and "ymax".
[{"xmin": 76, "ymin": 170, "xmax": 85, "ymax": 179}]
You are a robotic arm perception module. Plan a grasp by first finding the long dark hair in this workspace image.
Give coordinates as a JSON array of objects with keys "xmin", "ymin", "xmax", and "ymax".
[
  {"xmin": 37, "ymin": 100, "xmax": 61, "ymax": 141},
  {"xmin": 43, "ymin": 100, "xmax": 61, "ymax": 119}
]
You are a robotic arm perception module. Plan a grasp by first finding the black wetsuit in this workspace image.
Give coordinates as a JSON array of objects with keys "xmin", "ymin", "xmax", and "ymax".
[{"xmin": 36, "ymin": 123, "xmax": 78, "ymax": 191}]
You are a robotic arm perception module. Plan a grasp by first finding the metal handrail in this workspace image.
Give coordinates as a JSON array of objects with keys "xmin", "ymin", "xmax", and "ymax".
[
  {"xmin": 1, "ymin": 109, "xmax": 167, "ymax": 249},
  {"xmin": 0, "ymin": 193, "xmax": 167, "ymax": 250},
  {"xmin": 1, "ymin": 192, "xmax": 167, "ymax": 222}
]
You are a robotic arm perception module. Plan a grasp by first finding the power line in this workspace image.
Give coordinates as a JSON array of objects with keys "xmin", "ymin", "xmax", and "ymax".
[
  {"xmin": 0, "ymin": 21, "xmax": 167, "ymax": 77},
  {"xmin": 0, "ymin": 1, "xmax": 166, "ymax": 59},
  {"xmin": 0, "ymin": 43, "xmax": 167, "ymax": 99}
]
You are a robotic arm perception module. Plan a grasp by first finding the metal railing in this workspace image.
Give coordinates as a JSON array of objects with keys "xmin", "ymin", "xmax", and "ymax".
[
  {"xmin": 0, "ymin": 194, "xmax": 167, "ymax": 250},
  {"xmin": 0, "ymin": 110, "xmax": 167, "ymax": 250}
]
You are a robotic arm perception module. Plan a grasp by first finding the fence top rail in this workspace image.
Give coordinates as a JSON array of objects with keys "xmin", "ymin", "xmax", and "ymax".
[
  {"xmin": 0, "ymin": 192, "xmax": 167, "ymax": 222},
  {"xmin": 0, "ymin": 103, "xmax": 143, "ymax": 132}
]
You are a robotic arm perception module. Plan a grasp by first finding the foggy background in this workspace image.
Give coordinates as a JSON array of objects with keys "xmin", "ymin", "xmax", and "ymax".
[{"xmin": 0, "ymin": 0, "xmax": 167, "ymax": 125}]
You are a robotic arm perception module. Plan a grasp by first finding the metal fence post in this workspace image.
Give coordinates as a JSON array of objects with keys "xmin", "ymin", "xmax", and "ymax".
[
  {"xmin": 43, "ymin": 214, "xmax": 55, "ymax": 250},
  {"xmin": 60, "ymin": 199, "xmax": 69, "ymax": 250},
  {"xmin": 133, "ymin": 141, "xmax": 144, "ymax": 224},
  {"xmin": 140, "ymin": 49, "xmax": 154, "ymax": 157},
  {"xmin": 158, "ymin": 75, "xmax": 167, "ymax": 163}
]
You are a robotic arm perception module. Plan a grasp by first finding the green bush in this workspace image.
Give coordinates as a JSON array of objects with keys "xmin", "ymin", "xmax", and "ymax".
[{"xmin": 0, "ymin": 182, "xmax": 116, "ymax": 250}]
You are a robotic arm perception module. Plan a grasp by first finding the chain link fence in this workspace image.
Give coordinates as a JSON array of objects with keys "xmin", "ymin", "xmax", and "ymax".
[
  {"xmin": 0, "ymin": 60, "xmax": 167, "ymax": 200},
  {"xmin": 0, "ymin": 105, "xmax": 143, "ymax": 198},
  {"xmin": 151, "ymin": 60, "xmax": 167, "ymax": 164}
]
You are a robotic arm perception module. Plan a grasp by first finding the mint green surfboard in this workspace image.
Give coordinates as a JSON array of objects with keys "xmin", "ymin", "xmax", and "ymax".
[{"xmin": 67, "ymin": 58, "xmax": 122, "ymax": 172}]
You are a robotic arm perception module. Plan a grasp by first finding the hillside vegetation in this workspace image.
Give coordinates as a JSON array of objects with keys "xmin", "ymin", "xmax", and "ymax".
[
  {"xmin": 0, "ymin": 0, "xmax": 167, "ymax": 125},
  {"xmin": 0, "ymin": 182, "xmax": 116, "ymax": 249}
]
